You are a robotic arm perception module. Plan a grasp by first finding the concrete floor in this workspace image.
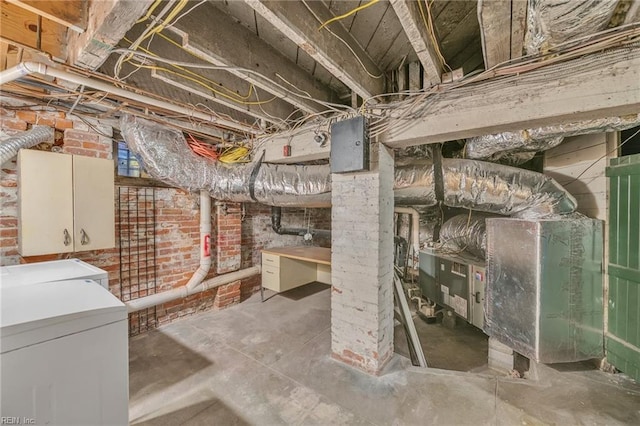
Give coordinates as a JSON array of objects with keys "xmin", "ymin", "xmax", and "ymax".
[{"xmin": 129, "ymin": 283, "xmax": 640, "ymax": 425}]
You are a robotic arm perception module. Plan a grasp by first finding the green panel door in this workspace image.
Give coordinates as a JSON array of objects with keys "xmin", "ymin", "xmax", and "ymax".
[{"xmin": 606, "ymin": 153, "xmax": 640, "ymax": 382}]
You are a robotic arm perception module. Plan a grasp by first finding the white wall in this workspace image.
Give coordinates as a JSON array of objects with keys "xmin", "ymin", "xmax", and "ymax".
[{"xmin": 544, "ymin": 133, "xmax": 616, "ymax": 220}]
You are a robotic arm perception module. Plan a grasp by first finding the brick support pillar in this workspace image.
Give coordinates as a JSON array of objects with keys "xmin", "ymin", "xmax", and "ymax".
[{"xmin": 330, "ymin": 142, "xmax": 395, "ymax": 375}]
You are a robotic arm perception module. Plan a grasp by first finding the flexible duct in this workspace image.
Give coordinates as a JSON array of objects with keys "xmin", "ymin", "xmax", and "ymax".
[
  {"xmin": 120, "ymin": 115, "xmax": 576, "ymax": 218},
  {"xmin": 525, "ymin": 0, "xmax": 619, "ymax": 55},
  {"xmin": 466, "ymin": 114, "xmax": 640, "ymax": 163},
  {"xmin": 438, "ymin": 213, "xmax": 493, "ymax": 260},
  {"xmin": 0, "ymin": 126, "xmax": 54, "ymax": 165}
]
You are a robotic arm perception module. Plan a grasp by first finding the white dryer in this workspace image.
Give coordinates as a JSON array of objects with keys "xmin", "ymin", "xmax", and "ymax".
[
  {"xmin": 0, "ymin": 279, "xmax": 128, "ymax": 425},
  {"xmin": 0, "ymin": 259, "xmax": 109, "ymax": 289}
]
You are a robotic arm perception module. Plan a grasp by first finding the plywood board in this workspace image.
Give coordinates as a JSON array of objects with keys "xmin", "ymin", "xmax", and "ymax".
[
  {"xmin": 0, "ymin": 0, "xmax": 66, "ymax": 59},
  {"xmin": 6, "ymin": 0, "xmax": 86, "ymax": 32}
]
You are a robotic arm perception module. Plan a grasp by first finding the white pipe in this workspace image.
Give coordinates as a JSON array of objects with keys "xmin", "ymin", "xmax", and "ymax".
[
  {"xmin": 0, "ymin": 62, "xmax": 260, "ymax": 134},
  {"xmin": 126, "ymin": 265, "xmax": 261, "ymax": 313},
  {"xmin": 394, "ymin": 207, "xmax": 420, "ymax": 269},
  {"xmin": 186, "ymin": 191, "xmax": 212, "ymax": 291}
]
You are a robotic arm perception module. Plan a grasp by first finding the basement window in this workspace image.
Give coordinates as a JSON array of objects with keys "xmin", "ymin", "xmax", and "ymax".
[{"xmin": 116, "ymin": 141, "xmax": 144, "ymax": 178}]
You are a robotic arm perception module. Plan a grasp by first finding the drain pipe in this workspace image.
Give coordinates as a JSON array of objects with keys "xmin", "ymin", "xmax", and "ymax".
[
  {"xmin": 126, "ymin": 266, "xmax": 260, "ymax": 313},
  {"xmin": 0, "ymin": 62, "xmax": 259, "ymax": 135},
  {"xmin": 271, "ymin": 206, "xmax": 331, "ymax": 239},
  {"xmin": 126, "ymin": 190, "xmax": 259, "ymax": 313},
  {"xmin": 0, "ymin": 126, "xmax": 54, "ymax": 164},
  {"xmin": 394, "ymin": 207, "xmax": 420, "ymax": 269},
  {"xmin": 186, "ymin": 190, "xmax": 212, "ymax": 291}
]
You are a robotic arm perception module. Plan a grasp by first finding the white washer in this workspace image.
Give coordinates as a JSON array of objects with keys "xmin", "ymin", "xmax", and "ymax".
[
  {"xmin": 0, "ymin": 279, "xmax": 128, "ymax": 425},
  {"xmin": 0, "ymin": 259, "xmax": 109, "ymax": 289}
]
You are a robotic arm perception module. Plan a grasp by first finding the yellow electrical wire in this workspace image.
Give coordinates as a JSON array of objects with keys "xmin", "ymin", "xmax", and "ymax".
[
  {"xmin": 417, "ymin": 0, "xmax": 451, "ymax": 73},
  {"xmin": 136, "ymin": 0, "xmax": 162, "ymax": 23},
  {"xmin": 122, "ymin": 37, "xmax": 276, "ymax": 106},
  {"xmin": 318, "ymin": 0, "xmax": 379, "ymax": 30},
  {"xmin": 153, "ymin": 32, "xmax": 258, "ymax": 101},
  {"xmin": 218, "ymin": 146, "xmax": 250, "ymax": 163}
]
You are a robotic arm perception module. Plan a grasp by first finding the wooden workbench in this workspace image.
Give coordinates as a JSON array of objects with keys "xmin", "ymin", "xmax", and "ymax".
[{"xmin": 260, "ymin": 246, "xmax": 331, "ymax": 300}]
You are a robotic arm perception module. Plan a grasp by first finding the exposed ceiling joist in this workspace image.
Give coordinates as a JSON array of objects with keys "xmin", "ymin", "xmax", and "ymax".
[
  {"xmin": 244, "ymin": 0, "xmax": 385, "ymax": 100},
  {"xmin": 168, "ymin": 4, "xmax": 335, "ymax": 114},
  {"xmin": 478, "ymin": 0, "xmax": 528, "ymax": 68},
  {"xmin": 5, "ymin": 0, "xmax": 86, "ymax": 33},
  {"xmin": 625, "ymin": 1, "xmax": 640, "ymax": 24},
  {"xmin": 145, "ymin": 29, "xmax": 297, "ymax": 127},
  {"xmin": 389, "ymin": 0, "xmax": 442, "ymax": 86},
  {"xmin": 67, "ymin": 0, "xmax": 153, "ymax": 70},
  {"xmin": 384, "ymin": 49, "xmax": 640, "ymax": 148},
  {"xmin": 0, "ymin": 0, "xmax": 66, "ymax": 60}
]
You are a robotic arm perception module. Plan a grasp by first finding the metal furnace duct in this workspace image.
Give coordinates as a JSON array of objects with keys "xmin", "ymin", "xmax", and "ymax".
[{"xmin": 120, "ymin": 115, "xmax": 577, "ymax": 218}]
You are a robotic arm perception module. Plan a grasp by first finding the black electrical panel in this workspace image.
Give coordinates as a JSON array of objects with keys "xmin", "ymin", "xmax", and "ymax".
[{"xmin": 330, "ymin": 116, "xmax": 369, "ymax": 173}]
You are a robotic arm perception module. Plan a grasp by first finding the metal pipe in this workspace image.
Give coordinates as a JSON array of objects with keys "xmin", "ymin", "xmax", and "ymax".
[
  {"xmin": 0, "ymin": 62, "xmax": 259, "ymax": 134},
  {"xmin": 394, "ymin": 207, "xmax": 420, "ymax": 269},
  {"xmin": 0, "ymin": 125, "xmax": 54, "ymax": 165},
  {"xmin": 126, "ymin": 265, "xmax": 261, "ymax": 313},
  {"xmin": 270, "ymin": 206, "xmax": 331, "ymax": 239},
  {"xmin": 186, "ymin": 191, "xmax": 212, "ymax": 291}
]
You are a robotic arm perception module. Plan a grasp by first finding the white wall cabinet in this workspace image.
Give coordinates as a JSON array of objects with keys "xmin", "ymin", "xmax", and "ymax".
[{"xmin": 18, "ymin": 150, "xmax": 115, "ymax": 256}]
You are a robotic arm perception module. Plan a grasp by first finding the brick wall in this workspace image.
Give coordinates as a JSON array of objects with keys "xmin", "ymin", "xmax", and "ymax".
[{"xmin": 2, "ymin": 106, "xmax": 314, "ymax": 332}]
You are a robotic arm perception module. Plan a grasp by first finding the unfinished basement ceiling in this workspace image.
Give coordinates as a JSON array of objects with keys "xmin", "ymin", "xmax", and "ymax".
[
  {"xmin": 2, "ymin": 0, "xmax": 638, "ymax": 143},
  {"xmin": 97, "ymin": 0, "xmax": 483, "ymax": 132}
]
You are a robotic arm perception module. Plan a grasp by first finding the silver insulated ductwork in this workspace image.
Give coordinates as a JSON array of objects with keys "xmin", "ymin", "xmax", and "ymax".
[
  {"xmin": 120, "ymin": 115, "xmax": 577, "ymax": 218},
  {"xmin": 0, "ymin": 126, "xmax": 54, "ymax": 165},
  {"xmin": 466, "ymin": 114, "xmax": 640, "ymax": 164}
]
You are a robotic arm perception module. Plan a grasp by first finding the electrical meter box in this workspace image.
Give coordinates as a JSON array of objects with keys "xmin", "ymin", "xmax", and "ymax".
[{"xmin": 330, "ymin": 116, "xmax": 369, "ymax": 173}]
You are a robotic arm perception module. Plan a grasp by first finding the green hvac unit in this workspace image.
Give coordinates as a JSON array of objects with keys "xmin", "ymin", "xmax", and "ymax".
[{"xmin": 419, "ymin": 249, "xmax": 486, "ymax": 330}]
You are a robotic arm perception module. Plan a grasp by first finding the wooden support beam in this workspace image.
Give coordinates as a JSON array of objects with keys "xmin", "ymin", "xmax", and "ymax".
[
  {"xmin": 244, "ymin": 0, "xmax": 385, "ymax": 100},
  {"xmin": 260, "ymin": 46, "xmax": 640, "ymax": 158},
  {"xmin": 146, "ymin": 29, "xmax": 297, "ymax": 127},
  {"xmin": 510, "ymin": 0, "xmax": 528, "ymax": 59},
  {"xmin": 389, "ymin": 0, "xmax": 442, "ymax": 86},
  {"xmin": 6, "ymin": 0, "xmax": 86, "ymax": 33},
  {"xmin": 168, "ymin": 4, "xmax": 336, "ymax": 114},
  {"xmin": 0, "ymin": 0, "xmax": 66, "ymax": 60},
  {"xmin": 384, "ymin": 49, "xmax": 640, "ymax": 148},
  {"xmin": 478, "ymin": 0, "xmax": 511, "ymax": 68},
  {"xmin": 625, "ymin": 1, "xmax": 640, "ymax": 24},
  {"xmin": 263, "ymin": 126, "xmax": 330, "ymax": 163},
  {"xmin": 478, "ymin": 0, "xmax": 528, "ymax": 68},
  {"xmin": 67, "ymin": 0, "xmax": 153, "ymax": 70}
]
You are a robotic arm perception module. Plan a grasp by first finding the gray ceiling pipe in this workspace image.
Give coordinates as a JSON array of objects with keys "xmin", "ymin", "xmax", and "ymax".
[
  {"xmin": 120, "ymin": 115, "xmax": 577, "ymax": 219},
  {"xmin": 0, "ymin": 126, "xmax": 54, "ymax": 165}
]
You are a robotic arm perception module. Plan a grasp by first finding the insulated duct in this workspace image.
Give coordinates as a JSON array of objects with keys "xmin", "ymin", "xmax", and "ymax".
[
  {"xmin": 466, "ymin": 114, "xmax": 640, "ymax": 163},
  {"xmin": 120, "ymin": 115, "xmax": 577, "ymax": 218},
  {"xmin": 0, "ymin": 126, "xmax": 54, "ymax": 165},
  {"xmin": 438, "ymin": 213, "xmax": 492, "ymax": 260},
  {"xmin": 525, "ymin": 0, "xmax": 619, "ymax": 55}
]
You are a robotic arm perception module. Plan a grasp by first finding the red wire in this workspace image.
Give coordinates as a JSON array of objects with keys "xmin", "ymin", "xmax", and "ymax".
[{"xmin": 187, "ymin": 134, "xmax": 218, "ymax": 160}]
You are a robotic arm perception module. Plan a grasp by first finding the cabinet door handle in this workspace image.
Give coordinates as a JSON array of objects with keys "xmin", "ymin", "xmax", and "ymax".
[
  {"xmin": 80, "ymin": 228, "xmax": 89, "ymax": 245},
  {"xmin": 63, "ymin": 229, "xmax": 72, "ymax": 246},
  {"xmin": 475, "ymin": 291, "xmax": 481, "ymax": 304}
]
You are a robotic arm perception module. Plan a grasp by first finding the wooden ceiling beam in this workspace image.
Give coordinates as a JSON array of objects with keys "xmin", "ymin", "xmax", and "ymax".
[
  {"xmin": 5, "ymin": 0, "xmax": 86, "ymax": 33},
  {"xmin": 478, "ymin": 0, "xmax": 528, "ymax": 69},
  {"xmin": 168, "ymin": 4, "xmax": 337, "ymax": 115},
  {"xmin": 389, "ymin": 0, "xmax": 442, "ymax": 86},
  {"xmin": 384, "ymin": 49, "xmax": 640, "ymax": 148},
  {"xmin": 67, "ymin": 0, "xmax": 153, "ymax": 70},
  {"xmin": 144, "ymin": 29, "xmax": 298, "ymax": 128},
  {"xmin": 244, "ymin": 0, "xmax": 385, "ymax": 100},
  {"xmin": 0, "ymin": 0, "xmax": 66, "ymax": 60}
]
